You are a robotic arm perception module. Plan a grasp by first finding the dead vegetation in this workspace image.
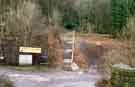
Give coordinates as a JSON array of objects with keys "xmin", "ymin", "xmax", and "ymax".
[
  {"xmin": 98, "ymin": 42, "xmax": 135, "ymax": 75},
  {"xmin": 96, "ymin": 79, "xmax": 112, "ymax": 87},
  {"xmin": 74, "ymin": 46, "xmax": 89, "ymax": 70},
  {"xmin": 75, "ymin": 33, "xmax": 135, "ymax": 74}
]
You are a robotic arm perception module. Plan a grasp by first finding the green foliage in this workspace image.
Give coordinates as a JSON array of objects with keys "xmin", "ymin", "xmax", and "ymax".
[
  {"xmin": 59, "ymin": 0, "xmax": 80, "ymax": 30},
  {"xmin": 111, "ymin": 0, "xmax": 135, "ymax": 37},
  {"xmin": 34, "ymin": 0, "xmax": 135, "ymax": 34},
  {"xmin": 1, "ymin": 0, "xmax": 135, "ymax": 36},
  {"xmin": 39, "ymin": 0, "xmax": 112, "ymax": 32},
  {"xmin": 111, "ymin": 0, "xmax": 128, "ymax": 36},
  {"xmin": 79, "ymin": 0, "xmax": 94, "ymax": 32},
  {"xmin": 78, "ymin": 0, "xmax": 112, "ymax": 33},
  {"xmin": 62, "ymin": 7, "xmax": 79, "ymax": 30},
  {"xmin": 119, "ymin": 15, "xmax": 135, "ymax": 41},
  {"xmin": 129, "ymin": 0, "xmax": 135, "ymax": 15},
  {"xmin": 38, "ymin": 0, "xmax": 53, "ymax": 17},
  {"xmin": 38, "ymin": 0, "xmax": 63, "ymax": 18},
  {"xmin": 111, "ymin": 67, "xmax": 135, "ymax": 87}
]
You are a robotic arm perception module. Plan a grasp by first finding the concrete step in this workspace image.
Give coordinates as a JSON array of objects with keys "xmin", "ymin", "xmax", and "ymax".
[
  {"xmin": 64, "ymin": 55, "xmax": 72, "ymax": 59},
  {"xmin": 63, "ymin": 62, "xmax": 79, "ymax": 71},
  {"xmin": 64, "ymin": 42, "xmax": 73, "ymax": 46},
  {"xmin": 63, "ymin": 38, "xmax": 72, "ymax": 41},
  {"xmin": 64, "ymin": 46, "xmax": 72, "ymax": 49},
  {"xmin": 64, "ymin": 49, "xmax": 72, "ymax": 58},
  {"xmin": 66, "ymin": 41, "xmax": 73, "ymax": 44},
  {"xmin": 63, "ymin": 63, "xmax": 72, "ymax": 71},
  {"xmin": 64, "ymin": 59, "xmax": 72, "ymax": 63},
  {"xmin": 64, "ymin": 49, "xmax": 72, "ymax": 53},
  {"xmin": 64, "ymin": 39, "xmax": 73, "ymax": 42},
  {"xmin": 64, "ymin": 45, "xmax": 72, "ymax": 49}
]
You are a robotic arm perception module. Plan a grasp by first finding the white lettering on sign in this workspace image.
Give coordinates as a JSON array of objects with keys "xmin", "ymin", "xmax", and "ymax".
[{"xmin": 19, "ymin": 47, "xmax": 41, "ymax": 53}]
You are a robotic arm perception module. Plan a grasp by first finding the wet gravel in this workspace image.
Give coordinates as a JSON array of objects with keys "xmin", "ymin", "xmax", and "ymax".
[{"xmin": 0, "ymin": 67, "xmax": 103, "ymax": 87}]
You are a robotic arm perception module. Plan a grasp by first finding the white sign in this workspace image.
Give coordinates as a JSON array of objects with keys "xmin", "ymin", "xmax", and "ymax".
[
  {"xmin": 19, "ymin": 55, "xmax": 32, "ymax": 65},
  {"xmin": 19, "ymin": 47, "xmax": 41, "ymax": 53}
]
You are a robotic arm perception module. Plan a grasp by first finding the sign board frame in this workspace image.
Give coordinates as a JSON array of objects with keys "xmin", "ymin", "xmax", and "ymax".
[{"xmin": 19, "ymin": 47, "xmax": 41, "ymax": 53}]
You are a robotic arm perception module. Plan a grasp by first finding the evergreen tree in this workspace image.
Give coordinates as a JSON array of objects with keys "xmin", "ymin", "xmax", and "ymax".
[
  {"xmin": 111, "ymin": 0, "xmax": 129, "ymax": 36},
  {"xmin": 129, "ymin": 0, "xmax": 135, "ymax": 15}
]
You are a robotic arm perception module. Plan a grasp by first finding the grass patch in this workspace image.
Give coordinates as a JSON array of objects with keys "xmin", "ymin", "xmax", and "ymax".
[
  {"xmin": 13, "ymin": 65, "xmax": 49, "ymax": 72},
  {"xmin": 0, "ymin": 64, "xmax": 49, "ymax": 72},
  {"xmin": 78, "ymin": 32, "xmax": 112, "ymax": 38},
  {"xmin": 78, "ymin": 32, "xmax": 91, "ymax": 37}
]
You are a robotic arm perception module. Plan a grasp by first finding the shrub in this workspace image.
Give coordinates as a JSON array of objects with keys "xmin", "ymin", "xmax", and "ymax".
[
  {"xmin": 96, "ymin": 79, "xmax": 112, "ymax": 87},
  {"xmin": 119, "ymin": 15, "xmax": 135, "ymax": 41}
]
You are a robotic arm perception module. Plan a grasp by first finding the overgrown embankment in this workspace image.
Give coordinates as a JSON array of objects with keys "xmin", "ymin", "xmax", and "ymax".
[
  {"xmin": 78, "ymin": 33, "xmax": 135, "ymax": 87},
  {"xmin": 74, "ymin": 33, "xmax": 135, "ymax": 73}
]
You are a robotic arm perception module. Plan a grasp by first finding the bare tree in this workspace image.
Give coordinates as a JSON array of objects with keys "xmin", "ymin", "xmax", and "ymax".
[
  {"xmin": 0, "ymin": 0, "xmax": 46, "ymax": 64},
  {"xmin": 4, "ymin": 0, "xmax": 43, "ymax": 47}
]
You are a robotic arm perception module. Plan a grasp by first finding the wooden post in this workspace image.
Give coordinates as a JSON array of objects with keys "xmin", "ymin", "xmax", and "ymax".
[
  {"xmin": 0, "ymin": 15, "xmax": 5, "ymax": 58},
  {"xmin": 71, "ymin": 31, "xmax": 75, "ymax": 63}
]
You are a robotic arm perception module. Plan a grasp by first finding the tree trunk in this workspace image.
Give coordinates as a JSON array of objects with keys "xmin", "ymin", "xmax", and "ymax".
[{"xmin": 48, "ymin": 22, "xmax": 64, "ymax": 69}]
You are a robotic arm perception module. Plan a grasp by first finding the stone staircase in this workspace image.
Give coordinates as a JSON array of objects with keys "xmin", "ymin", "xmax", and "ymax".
[{"xmin": 62, "ymin": 32, "xmax": 79, "ymax": 71}]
